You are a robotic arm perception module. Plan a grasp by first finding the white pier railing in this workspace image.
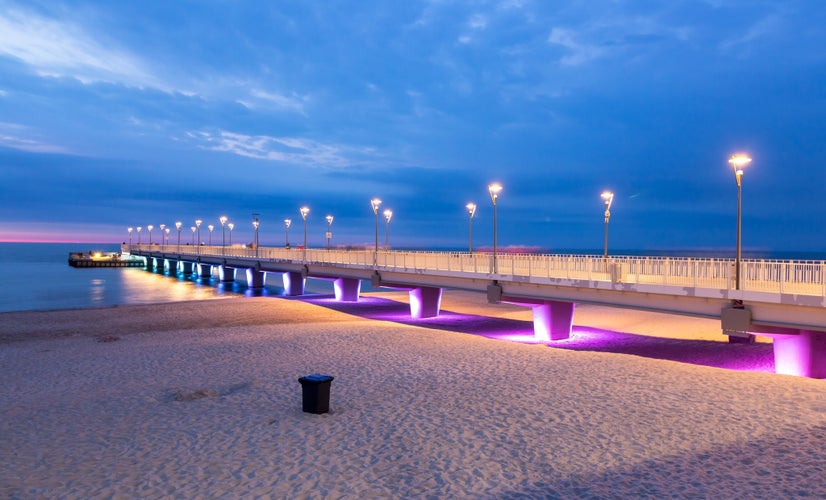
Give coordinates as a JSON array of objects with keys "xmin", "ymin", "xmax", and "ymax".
[{"xmin": 127, "ymin": 244, "xmax": 826, "ymax": 298}]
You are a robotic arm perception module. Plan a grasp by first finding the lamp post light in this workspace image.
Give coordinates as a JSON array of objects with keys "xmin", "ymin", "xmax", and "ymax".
[
  {"xmin": 228, "ymin": 223, "xmax": 234, "ymax": 246},
  {"xmin": 159, "ymin": 224, "xmax": 166, "ymax": 246},
  {"xmin": 488, "ymin": 183, "xmax": 502, "ymax": 274},
  {"xmin": 137, "ymin": 226, "xmax": 142, "ymax": 244},
  {"xmin": 175, "ymin": 221, "xmax": 182, "ymax": 249},
  {"xmin": 190, "ymin": 226, "xmax": 196, "ymax": 245},
  {"xmin": 128, "ymin": 227, "xmax": 133, "ymax": 245},
  {"xmin": 601, "ymin": 191, "xmax": 614, "ymax": 259},
  {"xmin": 383, "ymin": 209, "xmax": 393, "ymax": 250},
  {"xmin": 147, "ymin": 225, "xmax": 154, "ymax": 245},
  {"xmin": 325, "ymin": 215, "xmax": 333, "ymax": 250},
  {"xmin": 466, "ymin": 202, "xmax": 476, "ymax": 253},
  {"xmin": 729, "ymin": 153, "xmax": 752, "ymax": 292},
  {"xmin": 208, "ymin": 224, "xmax": 214, "ymax": 246},
  {"xmin": 195, "ymin": 219, "xmax": 202, "ymax": 252},
  {"xmin": 219, "ymin": 216, "xmax": 228, "ymax": 254},
  {"xmin": 165, "ymin": 227, "xmax": 170, "ymax": 245},
  {"xmin": 252, "ymin": 214, "xmax": 260, "ymax": 257},
  {"xmin": 284, "ymin": 219, "xmax": 292, "ymax": 248},
  {"xmin": 371, "ymin": 198, "xmax": 382, "ymax": 265},
  {"xmin": 300, "ymin": 206, "xmax": 310, "ymax": 261}
]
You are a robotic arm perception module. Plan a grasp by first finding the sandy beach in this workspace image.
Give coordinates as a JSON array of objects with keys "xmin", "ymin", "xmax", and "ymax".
[{"xmin": 1, "ymin": 290, "xmax": 824, "ymax": 498}]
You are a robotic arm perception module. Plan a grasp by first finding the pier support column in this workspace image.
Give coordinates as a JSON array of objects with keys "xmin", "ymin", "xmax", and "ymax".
[
  {"xmin": 246, "ymin": 268, "xmax": 265, "ymax": 289},
  {"xmin": 181, "ymin": 261, "xmax": 194, "ymax": 275},
  {"xmin": 409, "ymin": 286, "xmax": 443, "ymax": 319},
  {"xmin": 772, "ymin": 330, "xmax": 826, "ymax": 378},
  {"xmin": 283, "ymin": 272, "xmax": 305, "ymax": 296},
  {"xmin": 166, "ymin": 260, "xmax": 178, "ymax": 275},
  {"xmin": 149, "ymin": 257, "xmax": 162, "ymax": 271},
  {"xmin": 197, "ymin": 263, "xmax": 212, "ymax": 278},
  {"xmin": 219, "ymin": 266, "xmax": 235, "ymax": 283},
  {"xmin": 334, "ymin": 278, "xmax": 361, "ymax": 302},
  {"xmin": 501, "ymin": 297, "xmax": 575, "ymax": 341},
  {"xmin": 531, "ymin": 300, "xmax": 575, "ymax": 341}
]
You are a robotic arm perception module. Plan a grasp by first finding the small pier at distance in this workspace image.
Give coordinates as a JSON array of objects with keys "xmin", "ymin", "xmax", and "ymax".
[
  {"xmin": 68, "ymin": 251, "xmax": 145, "ymax": 268},
  {"xmin": 125, "ymin": 244, "xmax": 826, "ymax": 378}
]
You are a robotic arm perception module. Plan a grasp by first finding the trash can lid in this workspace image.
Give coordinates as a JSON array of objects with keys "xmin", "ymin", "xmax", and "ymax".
[{"xmin": 299, "ymin": 374, "xmax": 334, "ymax": 383}]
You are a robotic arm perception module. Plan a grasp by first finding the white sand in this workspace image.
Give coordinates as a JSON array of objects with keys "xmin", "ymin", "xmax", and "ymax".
[{"xmin": 1, "ymin": 291, "xmax": 824, "ymax": 498}]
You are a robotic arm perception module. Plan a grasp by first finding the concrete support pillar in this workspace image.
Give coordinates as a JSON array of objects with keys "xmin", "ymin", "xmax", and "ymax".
[
  {"xmin": 152, "ymin": 257, "xmax": 164, "ymax": 272},
  {"xmin": 166, "ymin": 260, "xmax": 178, "ymax": 275},
  {"xmin": 772, "ymin": 330, "xmax": 826, "ymax": 378},
  {"xmin": 283, "ymin": 271, "xmax": 305, "ymax": 296},
  {"xmin": 197, "ymin": 263, "xmax": 212, "ymax": 278},
  {"xmin": 409, "ymin": 286, "xmax": 443, "ymax": 319},
  {"xmin": 219, "ymin": 266, "xmax": 235, "ymax": 283},
  {"xmin": 181, "ymin": 261, "xmax": 194, "ymax": 275},
  {"xmin": 246, "ymin": 269, "xmax": 265, "ymax": 289},
  {"xmin": 531, "ymin": 300, "xmax": 576, "ymax": 341},
  {"xmin": 334, "ymin": 278, "xmax": 361, "ymax": 302}
]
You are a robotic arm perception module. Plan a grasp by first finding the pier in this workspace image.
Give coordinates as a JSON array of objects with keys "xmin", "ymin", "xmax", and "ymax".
[{"xmin": 125, "ymin": 244, "xmax": 826, "ymax": 378}]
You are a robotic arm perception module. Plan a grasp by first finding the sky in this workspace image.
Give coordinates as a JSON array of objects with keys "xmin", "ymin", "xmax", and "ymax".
[{"xmin": 1, "ymin": 0, "xmax": 824, "ymax": 253}]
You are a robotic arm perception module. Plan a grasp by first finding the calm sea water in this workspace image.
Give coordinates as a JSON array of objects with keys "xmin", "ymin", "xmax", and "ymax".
[{"xmin": 0, "ymin": 243, "xmax": 823, "ymax": 313}]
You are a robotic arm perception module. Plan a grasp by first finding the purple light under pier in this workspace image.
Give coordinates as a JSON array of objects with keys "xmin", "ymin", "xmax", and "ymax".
[
  {"xmin": 409, "ymin": 286, "xmax": 443, "ymax": 319},
  {"xmin": 501, "ymin": 297, "xmax": 575, "ymax": 341},
  {"xmin": 333, "ymin": 277, "xmax": 361, "ymax": 302},
  {"xmin": 771, "ymin": 330, "xmax": 826, "ymax": 378}
]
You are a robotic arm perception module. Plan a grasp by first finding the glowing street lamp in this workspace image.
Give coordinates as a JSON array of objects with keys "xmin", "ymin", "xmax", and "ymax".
[
  {"xmin": 488, "ymin": 183, "xmax": 502, "ymax": 274},
  {"xmin": 228, "ymin": 223, "xmax": 234, "ymax": 246},
  {"xmin": 252, "ymin": 214, "xmax": 260, "ymax": 257},
  {"xmin": 195, "ymin": 219, "xmax": 202, "ymax": 252},
  {"xmin": 371, "ymin": 198, "xmax": 382, "ymax": 265},
  {"xmin": 165, "ymin": 227, "xmax": 170, "ymax": 245},
  {"xmin": 175, "ymin": 221, "xmax": 182, "ymax": 249},
  {"xmin": 601, "ymin": 191, "xmax": 614, "ymax": 258},
  {"xmin": 729, "ymin": 153, "xmax": 752, "ymax": 291},
  {"xmin": 325, "ymin": 215, "xmax": 334, "ymax": 250},
  {"xmin": 127, "ymin": 227, "xmax": 133, "ymax": 245},
  {"xmin": 147, "ymin": 225, "xmax": 154, "ymax": 245},
  {"xmin": 159, "ymin": 224, "xmax": 166, "ymax": 246},
  {"xmin": 208, "ymin": 224, "xmax": 214, "ymax": 246},
  {"xmin": 190, "ymin": 226, "xmax": 196, "ymax": 245},
  {"xmin": 137, "ymin": 226, "xmax": 142, "ymax": 244},
  {"xmin": 300, "ymin": 206, "xmax": 310, "ymax": 260},
  {"xmin": 383, "ymin": 209, "xmax": 393, "ymax": 250},
  {"xmin": 284, "ymin": 219, "xmax": 292, "ymax": 248},
  {"xmin": 219, "ymin": 216, "xmax": 228, "ymax": 254},
  {"xmin": 466, "ymin": 202, "xmax": 476, "ymax": 253}
]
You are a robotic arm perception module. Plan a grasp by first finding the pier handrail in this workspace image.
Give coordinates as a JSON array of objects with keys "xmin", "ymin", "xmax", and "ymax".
[{"xmin": 125, "ymin": 244, "xmax": 826, "ymax": 298}]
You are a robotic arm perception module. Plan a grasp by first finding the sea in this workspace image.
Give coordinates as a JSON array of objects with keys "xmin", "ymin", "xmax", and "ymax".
[{"xmin": 0, "ymin": 242, "xmax": 823, "ymax": 314}]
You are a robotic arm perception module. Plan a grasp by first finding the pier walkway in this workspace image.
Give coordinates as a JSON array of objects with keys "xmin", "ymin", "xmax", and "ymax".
[{"xmin": 125, "ymin": 244, "xmax": 826, "ymax": 378}]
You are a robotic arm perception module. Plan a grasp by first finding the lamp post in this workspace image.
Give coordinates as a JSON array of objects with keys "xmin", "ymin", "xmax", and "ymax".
[
  {"xmin": 466, "ymin": 202, "xmax": 476, "ymax": 253},
  {"xmin": 300, "ymin": 206, "xmax": 310, "ymax": 261},
  {"xmin": 165, "ymin": 227, "xmax": 170, "ymax": 245},
  {"xmin": 195, "ymin": 219, "xmax": 202, "ymax": 252},
  {"xmin": 488, "ymin": 183, "xmax": 502, "ymax": 274},
  {"xmin": 175, "ymin": 221, "xmax": 182, "ymax": 249},
  {"xmin": 729, "ymin": 153, "xmax": 752, "ymax": 292},
  {"xmin": 371, "ymin": 198, "xmax": 382, "ymax": 265},
  {"xmin": 147, "ymin": 225, "xmax": 154, "ymax": 245},
  {"xmin": 284, "ymin": 219, "xmax": 291, "ymax": 248},
  {"xmin": 190, "ymin": 226, "xmax": 196, "ymax": 245},
  {"xmin": 326, "ymin": 215, "xmax": 333, "ymax": 250},
  {"xmin": 252, "ymin": 214, "xmax": 260, "ymax": 257},
  {"xmin": 208, "ymin": 224, "xmax": 214, "ymax": 246},
  {"xmin": 137, "ymin": 226, "xmax": 142, "ymax": 244},
  {"xmin": 383, "ymin": 209, "xmax": 393, "ymax": 250},
  {"xmin": 601, "ymin": 191, "xmax": 614, "ymax": 259},
  {"xmin": 159, "ymin": 224, "xmax": 166, "ymax": 246},
  {"xmin": 219, "ymin": 216, "xmax": 227, "ymax": 254},
  {"xmin": 228, "ymin": 223, "xmax": 234, "ymax": 246},
  {"xmin": 128, "ymin": 227, "xmax": 133, "ymax": 245}
]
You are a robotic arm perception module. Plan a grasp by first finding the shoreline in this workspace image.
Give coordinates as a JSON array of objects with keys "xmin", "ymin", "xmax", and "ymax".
[{"xmin": 2, "ymin": 291, "xmax": 821, "ymax": 497}]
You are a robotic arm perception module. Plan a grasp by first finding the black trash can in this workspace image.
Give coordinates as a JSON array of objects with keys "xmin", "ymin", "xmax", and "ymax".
[{"xmin": 298, "ymin": 374, "xmax": 335, "ymax": 414}]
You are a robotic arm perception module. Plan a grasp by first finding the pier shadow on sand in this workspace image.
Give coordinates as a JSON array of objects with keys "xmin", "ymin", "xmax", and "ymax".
[{"xmin": 301, "ymin": 295, "xmax": 776, "ymax": 374}]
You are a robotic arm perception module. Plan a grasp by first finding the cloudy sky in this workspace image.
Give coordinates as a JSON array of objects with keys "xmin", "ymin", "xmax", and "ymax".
[{"xmin": 1, "ymin": 0, "xmax": 824, "ymax": 253}]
